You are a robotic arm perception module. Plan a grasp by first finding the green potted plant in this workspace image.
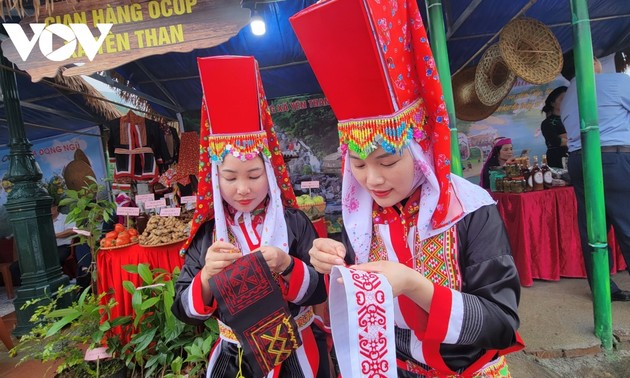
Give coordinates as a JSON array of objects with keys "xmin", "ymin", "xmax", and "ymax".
[
  {"xmin": 58, "ymin": 177, "xmax": 117, "ymax": 288},
  {"xmin": 119, "ymin": 264, "xmax": 218, "ymax": 377},
  {"xmin": 11, "ymin": 284, "xmax": 129, "ymax": 377}
]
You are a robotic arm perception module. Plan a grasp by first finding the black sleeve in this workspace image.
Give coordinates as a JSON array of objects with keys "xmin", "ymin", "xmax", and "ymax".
[
  {"xmin": 171, "ymin": 221, "xmax": 214, "ymax": 326},
  {"xmin": 284, "ymin": 208, "xmax": 328, "ymax": 306},
  {"xmin": 455, "ymin": 204, "xmax": 521, "ymax": 349}
]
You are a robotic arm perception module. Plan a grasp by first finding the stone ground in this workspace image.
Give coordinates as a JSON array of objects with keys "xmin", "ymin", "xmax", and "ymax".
[{"xmin": 506, "ymin": 273, "xmax": 630, "ymax": 377}]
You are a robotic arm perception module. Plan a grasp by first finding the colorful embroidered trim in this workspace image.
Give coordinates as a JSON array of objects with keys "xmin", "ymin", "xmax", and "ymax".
[
  {"xmin": 338, "ymin": 98, "xmax": 427, "ymax": 158},
  {"xmin": 219, "ymin": 306, "xmax": 315, "ymax": 344},
  {"xmin": 207, "ymin": 131, "xmax": 271, "ymax": 162}
]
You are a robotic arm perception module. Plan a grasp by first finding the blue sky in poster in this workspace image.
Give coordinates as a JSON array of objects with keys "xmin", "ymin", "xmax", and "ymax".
[{"xmin": 0, "ymin": 126, "xmax": 107, "ymax": 236}]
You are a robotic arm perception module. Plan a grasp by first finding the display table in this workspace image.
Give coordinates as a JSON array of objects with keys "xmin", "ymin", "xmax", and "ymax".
[
  {"xmin": 491, "ymin": 187, "xmax": 626, "ymax": 287},
  {"xmin": 97, "ymin": 241, "xmax": 185, "ymax": 323}
]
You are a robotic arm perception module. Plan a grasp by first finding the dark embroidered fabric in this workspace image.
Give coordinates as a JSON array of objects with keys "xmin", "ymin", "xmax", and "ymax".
[{"xmin": 209, "ymin": 252, "xmax": 302, "ymax": 376}]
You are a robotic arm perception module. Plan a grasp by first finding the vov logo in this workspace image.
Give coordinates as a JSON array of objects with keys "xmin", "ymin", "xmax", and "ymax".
[{"xmin": 3, "ymin": 23, "xmax": 113, "ymax": 62}]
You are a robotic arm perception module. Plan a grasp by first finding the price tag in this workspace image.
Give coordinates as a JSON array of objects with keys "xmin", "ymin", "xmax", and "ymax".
[
  {"xmin": 180, "ymin": 195, "xmax": 197, "ymax": 204},
  {"xmin": 300, "ymin": 181, "xmax": 320, "ymax": 189},
  {"xmin": 145, "ymin": 199, "xmax": 166, "ymax": 209},
  {"xmin": 72, "ymin": 227, "xmax": 91, "ymax": 237},
  {"xmin": 135, "ymin": 193, "xmax": 155, "ymax": 204},
  {"xmin": 84, "ymin": 346, "xmax": 112, "ymax": 361},
  {"xmin": 160, "ymin": 207, "xmax": 181, "ymax": 217},
  {"xmin": 117, "ymin": 206, "xmax": 140, "ymax": 216}
]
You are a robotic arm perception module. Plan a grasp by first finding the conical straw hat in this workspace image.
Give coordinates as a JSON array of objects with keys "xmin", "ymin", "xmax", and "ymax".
[
  {"xmin": 453, "ymin": 66, "xmax": 502, "ymax": 122},
  {"xmin": 475, "ymin": 44, "xmax": 517, "ymax": 106},
  {"xmin": 499, "ymin": 17, "xmax": 563, "ymax": 85}
]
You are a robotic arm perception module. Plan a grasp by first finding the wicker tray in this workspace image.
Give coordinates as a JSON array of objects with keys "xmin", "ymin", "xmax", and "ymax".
[
  {"xmin": 100, "ymin": 241, "xmax": 139, "ymax": 250},
  {"xmin": 140, "ymin": 237, "xmax": 188, "ymax": 248}
]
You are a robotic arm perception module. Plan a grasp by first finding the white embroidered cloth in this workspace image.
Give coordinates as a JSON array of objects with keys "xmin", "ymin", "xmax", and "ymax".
[{"xmin": 329, "ymin": 266, "xmax": 397, "ymax": 377}]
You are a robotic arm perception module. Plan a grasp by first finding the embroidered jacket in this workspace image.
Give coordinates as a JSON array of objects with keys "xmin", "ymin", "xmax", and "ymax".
[{"xmin": 172, "ymin": 208, "xmax": 330, "ymax": 377}]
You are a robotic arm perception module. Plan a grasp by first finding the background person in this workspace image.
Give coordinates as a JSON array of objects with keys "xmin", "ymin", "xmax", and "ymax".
[
  {"xmin": 561, "ymin": 56, "xmax": 630, "ymax": 302},
  {"xmin": 541, "ymin": 86, "xmax": 569, "ymax": 168},
  {"xmin": 479, "ymin": 137, "xmax": 515, "ymax": 189}
]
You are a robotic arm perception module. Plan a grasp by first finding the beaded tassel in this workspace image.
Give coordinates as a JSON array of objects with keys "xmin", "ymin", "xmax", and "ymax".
[{"xmin": 338, "ymin": 98, "xmax": 426, "ymax": 159}]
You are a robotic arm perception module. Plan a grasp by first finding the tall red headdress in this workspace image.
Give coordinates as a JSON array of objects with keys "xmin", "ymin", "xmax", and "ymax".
[
  {"xmin": 180, "ymin": 56, "xmax": 296, "ymax": 256},
  {"xmin": 291, "ymin": 0, "xmax": 453, "ymax": 227}
]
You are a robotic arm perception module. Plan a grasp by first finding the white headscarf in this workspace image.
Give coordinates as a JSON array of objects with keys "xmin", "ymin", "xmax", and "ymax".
[
  {"xmin": 211, "ymin": 154, "xmax": 289, "ymax": 254},
  {"xmin": 341, "ymin": 141, "xmax": 495, "ymax": 263}
]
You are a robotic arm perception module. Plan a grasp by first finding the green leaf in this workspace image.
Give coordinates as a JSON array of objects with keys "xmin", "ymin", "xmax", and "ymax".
[
  {"xmin": 111, "ymin": 316, "xmax": 132, "ymax": 327},
  {"xmin": 122, "ymin": 264, "xmax": 139, "ymax": 274},
  {"xmin": 130, "ymin": 327, "xmax": 157, "ymax": 351},
  {"xmin": 131, "ymin": 291, "xmax": 142, "ymax": 311},
  {"xmin": 171, "ymin": 356, "xmax": 183, "ymax": 374},
  {"xmin": 66, "ymin": 190, "xmax": 79, "ymax": 199},
  {"xmin": 58, "ymin": 197, "xmax": 75, "ymax": 207},
  {"xmin": 77, "ymin": 198, "xmax": 89, "ymax": 211},
  {"xmin": 45, "ymin": 308, "xmax": 80, "ymax": 319},
  {"xmin": 137, "ymin": 264, "xmax": 153, "ymax": 285},
  {"xmin": 45, "ymin": 313, "xmax": 81, "ymax": 337},
  {"xmin": 99, "ymin": 321, "xmax": 111, "ymax": 332},
  {"xmin": 122, "ymin": 281, "xmax": 136, "ymax": 295},
  {"xmin": 140, "ymin": 297, "xmax": 160, "ymax": 311},
  {"xmin": 202, "ymin": 334, "xmax": 214, "ymax": 353}
]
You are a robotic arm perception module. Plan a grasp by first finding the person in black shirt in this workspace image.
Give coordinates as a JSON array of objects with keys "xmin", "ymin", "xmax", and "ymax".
[{"xmin": 541, "ymin": 86, "xmax": 568, "ymax": 168}]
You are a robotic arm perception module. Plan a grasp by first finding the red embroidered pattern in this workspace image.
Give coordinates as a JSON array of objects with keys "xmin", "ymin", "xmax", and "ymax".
[
  {"xmin": 212, "ymin": 253, "xmax": 274, "ymax": 315},
  {"xmin": 244, "ymin": 308, "xmax": 301, "ymax": 373},
  {"xmin": 351, "ymin": 270, "xmax": 392, "ymax": 377}
]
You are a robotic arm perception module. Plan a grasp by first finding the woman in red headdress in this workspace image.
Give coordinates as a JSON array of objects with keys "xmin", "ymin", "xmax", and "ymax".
[
  {"xmin": 171, "ymin": 56, "xmax": 330, "ymax": 378},
  {"xmin": 292, "ymin": 0, "xmax": 523, "ymax": 376}
]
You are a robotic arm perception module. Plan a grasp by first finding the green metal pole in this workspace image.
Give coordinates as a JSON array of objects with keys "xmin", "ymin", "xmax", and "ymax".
[
  {"xmin": 426, "ymin": 0, "xmax": 462, "ymax": 177},
  {"xmin": 0, "ymin": 46, "xmax": 70, "ymax": 336},
  {"xmin": 570, "ymin": 0, "xmax": 613, "ymax": 350}
]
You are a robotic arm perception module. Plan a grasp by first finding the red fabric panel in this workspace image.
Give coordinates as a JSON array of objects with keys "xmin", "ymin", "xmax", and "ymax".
[
  {"xmin": 491, "ymin": 187, "xmax": 626, "ymax": 287},
  {"xmin": 198, "ymin": 56, "xmax": 260, "ymax": 135},
  {"xmin": 290, "ymin": 0, "xmax": 395, "ymax": 121},
  {"xmin": 97, "ymin": 241, "xmax": 185, "ymax": 341},
  {"xmin": 312, "ymin": 218, "xmax": 328, "ymax": 238}
]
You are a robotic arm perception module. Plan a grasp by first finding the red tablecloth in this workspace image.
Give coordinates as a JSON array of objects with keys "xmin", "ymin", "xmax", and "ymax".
[
  {"xmin": 491, "ymin": 187, "xmax": 626, "ymax": 287},
  {"xmin": 97, "ymin": 242, "xmax": 185, "ymax": 323}
]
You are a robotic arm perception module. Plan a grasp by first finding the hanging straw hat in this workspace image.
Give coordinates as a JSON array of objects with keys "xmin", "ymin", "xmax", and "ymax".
[
  {"xmin": 475, "ymin": 44, "xmax": 516, "ymax": 106},
  {"xmin": 453, "ymin": 66, "xmax": 502, "ymax": 122},
  {"xmin": 499, "ymin": 17, "xmax": 563, "ymax": 85}
]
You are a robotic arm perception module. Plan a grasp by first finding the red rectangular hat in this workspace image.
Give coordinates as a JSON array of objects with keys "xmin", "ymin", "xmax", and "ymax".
[{"xmin": 291, "ymin": 0, "xmax": 453, "ymax": 226}]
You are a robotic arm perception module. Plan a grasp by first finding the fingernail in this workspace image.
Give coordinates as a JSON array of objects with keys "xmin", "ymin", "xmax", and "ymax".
[{"xmin": 335, "ymin": 258, "xmax": 344, "ymax": 265}]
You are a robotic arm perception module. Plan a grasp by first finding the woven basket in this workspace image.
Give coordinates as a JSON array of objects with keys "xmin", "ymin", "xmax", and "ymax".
[
  {"xmin": 298, "ymin": 203, "xmax": 313, "ymax": 213},
  {"xmin": 475, "ymin": 44, "xmax": 516, "ymax": 106},
  {"xmin": 453, "ymin": 66, "xmax": 502, "ymax": 122},
  {"xmin": 499, "ymin": 17, "xmax": 563, "ymax": 85}
]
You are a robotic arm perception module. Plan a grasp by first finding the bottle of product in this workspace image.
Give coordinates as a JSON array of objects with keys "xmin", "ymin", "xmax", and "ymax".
[
  {"xmin": 517, "ymin": 158, "xmax": 527, "ymax": 192},
  {"xmin": 531, "ymin": 156, "xmax": 544, "ymax": 191},
  {"xmin": 541, "ymin": 154, "xmax": 553, "ymax": 189},
  {"xmin": 523, "ymin": 157, "xmax": 533, "ymax": 192}
]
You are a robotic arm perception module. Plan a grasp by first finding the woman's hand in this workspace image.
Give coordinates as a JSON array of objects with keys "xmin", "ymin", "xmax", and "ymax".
[
  {"xmin": 309, "ymin": 238, "xmax": 346, "ymax": 274},
  {"xmin": 350, "ymin": 261, "xmax": 434, "ymax": 311},
  {"xmin": 256, "ymin": 246, "xmax": 292, "ymax": 274},
  {"xmin": 201, "ymin": 241, "xmax": 242, "ymax": 282}
]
